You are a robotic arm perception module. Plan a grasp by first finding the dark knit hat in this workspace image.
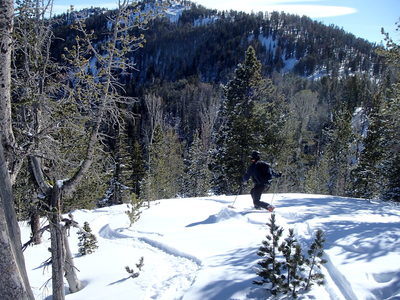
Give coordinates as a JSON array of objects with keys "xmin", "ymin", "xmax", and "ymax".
[{"xmin": 250, "ymin": 150, "xmax": 261, "ymax": 161}]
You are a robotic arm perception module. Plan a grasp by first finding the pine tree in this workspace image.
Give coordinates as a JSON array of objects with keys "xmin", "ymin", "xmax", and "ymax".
[
  {"xmin": 351, "ymin": 23, "xmax": 400, "ymax": 202},
  {"xmin": 183, "ymin": 130, "xmax": 211, "ymax": 197},
  {"xmin": 378, "ymin": 26, "xmax": 400, "ymax": 201},
  {"xmin": 142, "ymin": 125, "xmax": 184, "ymax": 202},
  {"xmin": 324, "ymin": 104, "xmax": 355, "ymax": 196},
  {"xmin": 109, "ymin": 128, "xmax": 135, "ymax": 205},
  {"xmin": 77, "ymin": 222, "xmax": 98, "ymax": 256},
  {"xmin": 212, "ymin": 46, "xmax": 261, "ymax": 194},
  {"xmin": 305, "ymin": 229, "xmax": 327, "ymax": 290},
  {"xmin": 255, "ymin": 216, "xmax": 327, "ymax": 297},
  {"xmin": 304, "ymin": 156, "xmax": 330, "ymax": 195},
  {"xmin": 131, "ymin": 141, "xmax": 145, "ymax": 197},
  {"xmin": 351, "ymin": 92, "xmax": 385, "ymax": 199},
  {"xmin": 280, "ymin": 229, "xmax": 306, "ymax": 298},
  {"xmin": 254, "ymin": 214, "xmax": 285, "ymax": 295},
  {"xmin": 125, "ymin": 194, "xmax": 143, "ymax": 227},
  {"xmin": 284, "ymin": 90, "xmax": 319, "ymax": 192},
  {"xmin": 379, "ymin": 81, "xmax": 400, "ymax": 201},
  {"xmin": 212, "ymin": 46, "xmax": 287, "ymax": 194}
]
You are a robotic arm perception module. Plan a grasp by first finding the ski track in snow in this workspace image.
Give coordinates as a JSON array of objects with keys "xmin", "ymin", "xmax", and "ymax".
[
  {"xmin": 24, "ymin": 195, "xmax": 400, "ymax": 300},
  {"xmin": 98, "ymin": 222, "xmax": 201, "ymax": 299},
  {"xmin": 323, "ymin": 254, "xmax": 358, "ymax": 300}
]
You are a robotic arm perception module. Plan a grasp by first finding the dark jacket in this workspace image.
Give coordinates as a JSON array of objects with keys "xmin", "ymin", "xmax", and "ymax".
[{"xmin": 243, "ymin": 160, "xmax": 279, "ymax": 185}]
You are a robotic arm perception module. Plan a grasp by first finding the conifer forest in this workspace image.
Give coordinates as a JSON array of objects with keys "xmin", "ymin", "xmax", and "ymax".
[{"xmin": 0, "ymin": 0, "xmax": 399, "ymax": 299}]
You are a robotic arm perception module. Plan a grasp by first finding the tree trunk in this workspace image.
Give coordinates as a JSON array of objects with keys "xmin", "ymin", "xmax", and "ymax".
[
  {"xmin": 63, "ymin": 227, "xmax": 82, "ymax": 293},
  {"xmin": 49, "ymin": 184, "xmax": 65, "ymax": 300},
  {"xmin": 0, "ymin": 0, "xmax": 15, "ymax": 151},
  {"xmin": 0, "ymin": 2, "xmax": 34, "ymax": 297},
  {"xmin": 0, "ymin": 138, "xmax": 35, "ymax": 300},
  {"xmin": 49, "ymin": 184, "xmax": 83, "ymax": 299},
  {"xmin": 30, "ymin": 205, "xmax": 41, "ymax": 245}
]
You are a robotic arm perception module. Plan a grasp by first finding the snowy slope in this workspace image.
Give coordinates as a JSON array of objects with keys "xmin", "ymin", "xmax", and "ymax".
[{"xmin": 21, "ymin": 193, "xmax": 400, "ymax": 300}]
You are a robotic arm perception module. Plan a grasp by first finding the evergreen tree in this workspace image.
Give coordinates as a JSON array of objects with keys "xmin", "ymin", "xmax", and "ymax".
[
  {"xmin": 280, "ymin": 229, "xmax": 306, "ymax": 298},
  {"xmin": 142, "ymin": 125, "xmax": 184, "ymax": 202},
  {"xmin": 183, "ymin": 130, "xmax": 211, "ymax": 197},
  {"xmin": 304, "ymin": 155, "xmax": 330, "ymax": 195},
  {"xmin": 378, "ymin": 26, "xmax": 400, "ymax": 201},
  {"xmin": 77, "ymin": 222, "xmax": 98, "ymax": 256},
  {"xmin": 379, "ymin": 81, "xmax": 400, "ymax": 201},
  {"xmin": 283, "ymin": 89, "xmax": 319, "ymax": 192},
  {"xmin": 351, "ymin": 92, "xmax": 385, "ymax": 199},
  {"xmin": 131, "ymin": 141, "xmax": 146, "ymax": 197},
  {"xmin": 212, "ymin": 46, "xmax": 286, "ymax": 194},
  {"xmin": 254, "ymin": 214, "xmax": 285, "ymax": 295},
  {"xmin": 125, "ymin": 194, "xmax": 143, "ymax": 227},
  {"xmin": 109, "ymin": 128, "xmax": 135, "ymax": 205},
  {"xmin": 255, "ymin": 216, "xmax": 327, "ymax": 297},
  {"xmin": 351, "ymin": 23, "xmax": 400, "ymax": 201},
  {"xmin": 212, "ymin": 46, "xmax": 261, "ymax": 194},
  {"xmin": 305, "ymin": 229, "xmax": 327, "ymax": 290},
  {"xmin": 324, "ymin": 104, "xmax": 355, "ymax": 196}
]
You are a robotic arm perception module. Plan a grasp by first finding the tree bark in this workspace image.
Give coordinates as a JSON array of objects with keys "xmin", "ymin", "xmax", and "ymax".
[
  {"xmin": 0, "ymin": 0, "xmax": 15, "ymax": 151},
  {"xmin": 63, "ymin": 227, "xmax": 82, "ymax": 293},
  {"xmin": 49, "ymin": 184, "xmax": 66, "ymax": 300},
  {"xmin": 30, "ymin": 205, "xmax": 41, "ymax": 245},
  {"xmin": 0, "ymin": 138, "xmax": 34, "ymax": 300},
  {"xmin": 0, "ymin": 1, "xmax": 34, "ymax": 298}
]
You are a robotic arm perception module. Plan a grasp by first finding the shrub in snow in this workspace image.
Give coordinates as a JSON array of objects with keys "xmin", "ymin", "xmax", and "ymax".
[
  {"xmin": 125, "ymin": 256, "xmax": 144, "ymax": 279},
  {"xmin": 254, "ymin": 214, "xmax": 326, "ymax": 298},
  {"xmin": 77, "ymin": 221, "xmax": 98, "ymax": 255},
  {"xmin": 125, "ymin": 194, "xmax": 143, "ymax": 227}
]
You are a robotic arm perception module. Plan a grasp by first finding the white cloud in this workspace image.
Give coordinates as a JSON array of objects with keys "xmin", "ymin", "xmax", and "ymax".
[
  {"xmin": 263, "ymin": 5, "xmax": 357, "ymax": 18},
  {"xmin": 195, "ymin": 0, "xmax": 357, "ymax": 18}
]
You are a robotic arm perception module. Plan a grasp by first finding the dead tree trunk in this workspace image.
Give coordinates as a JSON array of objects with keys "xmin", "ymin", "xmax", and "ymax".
[
  {"xmin": 0, "ymin": 138, "xmax": 34, "ymax": 300},
  {"xmin": 63, "ymin": 227, "xmax": 82, "ymax": 293},
  {"xmin": 29, "ymin": 199, "xmax": 42, "ymax": 245},
  {"xmin": 48, "ymin": 183, "xmax": 83, "ymax": 300},
  {"xmin": 49, "ymin": 184, "xmax": 65, "ymax": 300},
  {"xmin": 0, "ymin": 1, "xmax": 34, "ymax": 297}
]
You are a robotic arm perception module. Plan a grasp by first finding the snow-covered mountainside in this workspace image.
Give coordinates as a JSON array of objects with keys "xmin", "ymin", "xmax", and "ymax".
[{"xmin": 22, "ymin": 193, "xmax": 400, "ymax": 299}]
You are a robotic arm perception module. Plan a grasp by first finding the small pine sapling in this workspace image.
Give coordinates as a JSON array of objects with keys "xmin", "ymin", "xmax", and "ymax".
[
  {"xmin": 125, "ymin": 256, "xmax": 144, "ymax": 279},
  {"xmin": 305, "ymin": 229, "xmax": 327, "ymax": 290},
  {"xmin": 280, "ymin": 228, "xmax": 306, "ymax": 298},
  {"xmin": 126, "ymin": 194, "xmax": 143, "ymax": 227},
  {"xmin": 77, "ymin": 221, "xmax": 99, "ymax": 256},
  {"xmin": 254, "ymin": 214, "xmax": 285, "ymax": 295},
  {"xmin": 290, "ymin": 243, "xmax": 306, "ymax": 298}
]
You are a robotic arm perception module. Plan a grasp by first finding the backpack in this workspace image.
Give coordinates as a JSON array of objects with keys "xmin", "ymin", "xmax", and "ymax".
[{"xmin": 256, "ymin": 161, "xmax": 272, "ymax": 184}]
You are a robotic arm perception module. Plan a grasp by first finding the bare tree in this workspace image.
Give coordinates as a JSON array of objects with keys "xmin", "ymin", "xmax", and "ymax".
[
  {"xmin": 0, "ymin": 0, "xmax": 34, "ymax": 297},
  {"xmin": 143, "ymin": 93, "xmax": 163, "ymax": 148},
  {"xmin": 26, "ymin": 1, "xmax": 155, "ymax": 298}
]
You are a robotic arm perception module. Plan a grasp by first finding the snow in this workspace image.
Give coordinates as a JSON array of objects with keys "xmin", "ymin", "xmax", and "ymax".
[
  {"xmin": 165, "ymin": 3, "xmax": 187, "ymax": 23},
  {"xmin": 21, "ymin": 193, "xmax": 400, "ymax": 299},
  {"xmin": 193, "ymin": 16, "xmax": 219, "ymax": 27},
  {"xmin": 258, "ymin": 34, "xmax": 277, "ymax": 56}
]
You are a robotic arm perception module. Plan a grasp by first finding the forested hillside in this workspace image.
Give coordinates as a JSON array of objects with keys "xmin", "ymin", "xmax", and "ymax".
[{"xmin": 10, "ymin": 0, "xmax": 399, "ymax": 217}]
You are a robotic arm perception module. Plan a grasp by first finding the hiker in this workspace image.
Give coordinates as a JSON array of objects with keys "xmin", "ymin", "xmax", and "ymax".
[{"xmin": 242, "ymin": 151, "xmax": 281, "ymax": 211}]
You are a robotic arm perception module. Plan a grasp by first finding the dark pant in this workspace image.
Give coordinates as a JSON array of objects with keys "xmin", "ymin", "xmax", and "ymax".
[{"xmin": 251, "ymin": 184, "xmax": 271, "ymax": 209}]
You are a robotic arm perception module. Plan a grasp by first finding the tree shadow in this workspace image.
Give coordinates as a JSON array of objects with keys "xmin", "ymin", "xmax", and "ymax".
[
  {"xmin": 107, "ymin": 276, "xmax": 131, "ymax": 286},
  {"xmin": 198, "ymin": 246, "xmax": 268, "ymax": 299}
]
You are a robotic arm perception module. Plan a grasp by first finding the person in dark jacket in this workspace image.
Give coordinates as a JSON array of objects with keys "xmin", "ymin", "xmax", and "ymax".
[{"xmin": 242, "ymin": 151, "xmax": 281, "ymax": 211}]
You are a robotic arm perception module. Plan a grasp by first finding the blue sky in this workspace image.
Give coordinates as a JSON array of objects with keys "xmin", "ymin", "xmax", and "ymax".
[{"xmin": 52, "ymin": 0, "xmax": 399, "ymax": 45}]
